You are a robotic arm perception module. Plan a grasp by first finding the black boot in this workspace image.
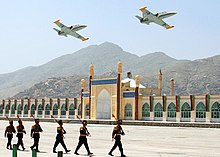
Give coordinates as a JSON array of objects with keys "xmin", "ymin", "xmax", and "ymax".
[
  {"xmin": 108, "ymin": 152, "xmax": 114, "ymax": 156},
  {"xmin": 74, "ymin": 152, "xmax": 79, "ymax": 155},
  {"xmin": 65, "ymin": 149, "xmax": 71, "ymax": 153}
]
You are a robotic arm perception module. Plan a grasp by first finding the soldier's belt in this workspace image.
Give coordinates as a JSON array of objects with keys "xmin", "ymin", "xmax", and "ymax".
[
  {"xmin": 33, "ymin": 132, "xmax": 39, "ymax": 134},
  {"xmin": 80, "ymin": 134, "xmax": 87, "ymax": 136},
  {"xmin": 116, "ymin": 134, "xmax": 121, "ymax": 136},
  {"xmin": 17, "ymin": 132, "xmax": 24, "ymax": 134}
]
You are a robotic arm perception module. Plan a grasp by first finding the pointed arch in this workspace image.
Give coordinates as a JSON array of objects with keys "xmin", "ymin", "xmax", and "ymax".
[
  {"xmin": 96, "ymin": 89, "xmax": 111, "ymax": 119},
  {"xmin": 142, "ymin": 103, "xmax": 150, "ymax": 120},
  {"xmin": 181, "ymin": 102, "xmax": 191, "ymax": 119},
  {"xmin": 196, "ymin": 102, "xmax": 206, "ymax": 122},
  {"xmin": 23, "ymin": 104, "xmax": 28, "ymax": 117},
  {"xmin": 211, "ymin": 102, "xmax": 220, "ymax": 122},
  {"xmin": 45, "ymin": 104, "xmax": 50, "ymax": 118},
  {"xmin": 31, "ymin": 104, "xmax": 35, "ymax": 115},
  {"xmin": 154, "ymin": 103, "xmax": 163, "ymax": 121},
  {"xmin": 61, "ymin": 104, "xmax": 66, "ymax": 118},
  {"xmin": 167, "ymin": 103, "xmax": 176, "ymax": 118},
  {"xmin": 69, "ymin": 103, "xmax": 75, "ymax": 118},
  {"xmin": 11, "ymin": 104, "xmax": 15, "ymax": 116},
  {"xmin": 17, "ymin": 104, "xmax": 22, "ymax": 115},
  {"xmin": 53, "ymin": 104, "xmax": 58, "ymax": 117},
  {"xmin": 0, "ymin": 103, "xmax": 3, "ymax": 116},
  {"xmin": 38, "ymin": 104, "xmax": 43, "ymax": 117},
  {"xmin": 124, "ymin": 103, "xmax": 132, "ymax": 120}
]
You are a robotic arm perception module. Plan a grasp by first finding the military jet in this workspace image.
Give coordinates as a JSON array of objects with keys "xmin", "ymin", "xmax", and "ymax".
[
  {"xmin": 136, "ymin": 6, "xmax": 176, "ymax": 29},
  {"xmin": 53, "ymin": 20, "xmax": 89, "ymax": 41}
]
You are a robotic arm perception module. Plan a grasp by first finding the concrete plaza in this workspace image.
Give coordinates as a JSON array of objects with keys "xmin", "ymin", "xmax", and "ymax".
[{"xmin": 0, "ymin": 120, "xmax": 220, "ymax": 157}]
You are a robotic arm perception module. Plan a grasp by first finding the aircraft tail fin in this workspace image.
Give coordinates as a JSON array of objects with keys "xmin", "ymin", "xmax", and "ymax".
[
  {"xmin": 81, "ymin": 37, "xmax": 89, "ymax": 41},
  {"xmin": 139, "ymin": 6, "xmax": 147, "ymax": 12},
  {"xmin": 54, "ymin": 19, "xmax": 61, "ymax": 24}
]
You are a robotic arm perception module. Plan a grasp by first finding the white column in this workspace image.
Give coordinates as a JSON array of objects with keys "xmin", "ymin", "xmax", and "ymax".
[
  {"xmin": 66, "ymin": 111, "xmax": 69, "ymax": 119},
  {"xmin": 58, "ymin": 109, "xmax": 61, "ymax": 118},
  {"xmin": 163, "ymin": 112, "xmax": 167, "ymax": 121},
  {"xmin": 150, "ymin": 112, "xmax": 154, "ymax": 121},
  {"xmin": 191, "ymin": 111, "xmax": 195, "ymax": 122},
  {"xmin": 176, "ymin": 112, "xmax": 181, "ymax": 122},
  {"xmin": 206, "ymin": 112, "xmax": 211, "ymax": 123}
]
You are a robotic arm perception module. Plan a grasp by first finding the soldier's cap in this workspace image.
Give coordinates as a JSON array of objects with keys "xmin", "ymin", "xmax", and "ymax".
[
  {"xmin": 9, "ymin": 120, "xmax": 13, "ymax": 124},
  {"xmin": 35, "ymin": 118, "xmax": 40, "ymax": 122},
  {"xmin": 58, "ymin": 120, "xmax": 63, "ymax": 125},
  {"xmin": 82, "ymin": 120, "xmax": 87, "ymax": 124},
  {"xmin": 117, "ymin": 119, "xmax": 122, "ymax": 124},
  {"xmin": 18, "ymin": 119, "xmax": 22, "ymax": 123}
]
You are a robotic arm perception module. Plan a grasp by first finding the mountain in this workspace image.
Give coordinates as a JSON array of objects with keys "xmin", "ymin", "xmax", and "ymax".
[{"xmin": 0, "ymin": 42, "xmax": 219, "ymax": 98}]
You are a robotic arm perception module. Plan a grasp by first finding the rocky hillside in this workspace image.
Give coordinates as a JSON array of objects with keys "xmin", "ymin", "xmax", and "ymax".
[{"xmin": 0, "ymin": 42, "xmax": 220, "ymax": 98}]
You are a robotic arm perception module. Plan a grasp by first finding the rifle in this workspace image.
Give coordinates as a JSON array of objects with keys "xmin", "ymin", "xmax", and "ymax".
[
  {"xmin": 5, "ymin": 115, "xmax": 10, "ymax": 121},
  {"xmin": 76, "ymin": 115, "xmax": 91, "ymax": 136},
  {"xmin": 51, "ymin": 115, "xmax": 66, "ymax": 133},
  {"xmin": 112, "ymin": 114, "xmax": 125, "ymax": 135},
  {"xmin": 30, "ymin": 114, "xmax": 35, "ymax": 121},
  {"xmin": 17, "ymin": 115, "xmax": 21, "ymax": 121}
]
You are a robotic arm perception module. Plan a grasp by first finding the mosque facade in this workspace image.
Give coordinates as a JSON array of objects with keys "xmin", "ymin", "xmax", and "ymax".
[{"xmin": 0, "ymin": 61, "xmax": 220, "ymax": 123}]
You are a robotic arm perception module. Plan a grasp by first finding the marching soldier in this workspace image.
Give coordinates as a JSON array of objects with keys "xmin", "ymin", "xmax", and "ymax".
[
  {"xmin": 4, "ymin": 120, "xmax": 16, "ymax": 150},
  {"xmin": 53, "ymin": 120, "xmax": 71, "ymax": 153},
  {"xmin": 74, "ymin": 120, "xmax": 93, "ymax": 156},
  {"xmin": 30, "ymin": 118, "xmax": 43, "ymax": 152},
  {"xmin": 16, "ymin": 119, "xmax": 26, "ymax": 151},
  {"xmin": 108, "ymin": 120, "xmax": 126, "ymax": 157}
]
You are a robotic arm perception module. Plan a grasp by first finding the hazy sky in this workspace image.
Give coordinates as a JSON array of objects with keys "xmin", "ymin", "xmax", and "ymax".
[{"xmin": 0, "ymin": 0, "xmax": 219, "ymax": 74}]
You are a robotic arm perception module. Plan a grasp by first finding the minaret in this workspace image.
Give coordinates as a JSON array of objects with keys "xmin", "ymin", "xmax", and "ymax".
[
  {"xmin": 158, "ymin": 69, "xmax": 162, "ymax": 95},
  {"xmin": 135, "ymin": 75, "xmax": 140, "ymax": 120},
  {"xmin": 170, "ymin": 78, "xmax": 174, "ymax": 96},
  {"xmin": 89, "ymin": 64, "xmax": 94, "ymax": 119},
  {"xmin": 80, "ymin": 79, "xmax": 85, "ymax": 116},
  {"xmin": 117, "ymin": 61, "xmax": 122, "ymax": 119}
]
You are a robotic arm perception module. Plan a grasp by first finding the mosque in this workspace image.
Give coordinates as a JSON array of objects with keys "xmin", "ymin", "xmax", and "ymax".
[{"xmin": 0, "ymin": 61, "xmax": 220, "ymax": 123}]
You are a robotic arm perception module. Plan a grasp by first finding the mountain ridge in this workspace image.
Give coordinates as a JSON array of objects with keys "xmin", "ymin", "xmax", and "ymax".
[{"xmin": 0, "ymin": 42, "xmax": 219, "ymax": 98}]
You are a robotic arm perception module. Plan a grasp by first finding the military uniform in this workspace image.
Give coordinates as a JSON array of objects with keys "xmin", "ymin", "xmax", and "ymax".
[
  {"xmin": 74, "ymin": 121, "xmax": 93, "ymax": 156},
  {"xmin": 53, "ymin": 120, "xmax": 70, "ymax": 153},
  {"xmin": 108, "ymin": 123, "xmax": 126, "ymax": 157},
  {"xmin": 16, "ymin": 121, "xmax": 26, "ymax": 151},
  {"xmin": 30, "ymin": 120, "xmax": 43, "ymax": 152},
  {"xmin": 5, "ymin": 122, "xmax": 16, "ymax": 150}
]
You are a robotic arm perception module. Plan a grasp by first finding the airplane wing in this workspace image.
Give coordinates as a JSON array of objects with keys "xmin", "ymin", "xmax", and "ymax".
[
  {"xmin": 158, "ymin": 12, "xmax": 177, "ymax": 19},
  {"xmin": 68, "ymin": 31, "xmax": 89, "ymax": 41},
  {"xmin": 153, "ymin": 19, "xmax": 174, "ymax": 29},
  {"xmin": 54, "ymin": 19, "xmax": 65, "ymax": 28}
]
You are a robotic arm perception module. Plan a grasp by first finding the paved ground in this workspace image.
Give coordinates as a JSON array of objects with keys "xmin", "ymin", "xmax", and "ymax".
[{"xmin": 0, "ymin": 120, "xmax": 220, "ymax": 157}]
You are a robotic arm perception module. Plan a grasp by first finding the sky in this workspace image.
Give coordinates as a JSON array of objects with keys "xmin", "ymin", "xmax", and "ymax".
[{"xmin": 0, "ymin": 0, "xmax": 219, "ymax": 74}]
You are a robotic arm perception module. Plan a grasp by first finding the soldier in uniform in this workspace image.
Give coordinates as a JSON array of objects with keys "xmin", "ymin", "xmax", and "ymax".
[
  {"xmin": 74, "ymin": 120, "xmax": 93, "ymax": 156},
  {"xmin": 4, "ymin": 120, "xmax": 16, "ymax": 150},
  {"xmin": 16, "ymin": 119, "xmax": 26, "ymax": 151},
  {"xmin": 108, "ymin": 120, "xmax": 126, "ymax": 157},
  {"xmin": 53, "ymin": 120, "xmax": 71, "ymax": 153},
  {"xmin": 30, "ymin": 118, "xmax": 43, "ymax": 152}
]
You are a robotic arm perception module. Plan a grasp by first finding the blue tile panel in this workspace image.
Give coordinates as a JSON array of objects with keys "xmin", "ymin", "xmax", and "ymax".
[
  {"xmin": 123, "ymin": 92, "xmax": 135, "ymax": 98},
  {"xmin": 82, "ymin": 93, "xmax": 89, "ymax": 97},
  {"xmin": 91, "ymin": 79, "xmax": 117, "ymax": 85}
]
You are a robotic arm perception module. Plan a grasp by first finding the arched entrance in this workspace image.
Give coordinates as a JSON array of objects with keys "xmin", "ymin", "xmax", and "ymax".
[{"xmin": 96, "ymin": 89, "xmax": 111, "ymax": 119}]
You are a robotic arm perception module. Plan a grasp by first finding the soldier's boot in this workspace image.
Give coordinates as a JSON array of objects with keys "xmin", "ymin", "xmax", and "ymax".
[
  {"xmin": 65, "ymin": 148, "xmax": 71, "ymax": 153},
  {"xmin": 6, "ymin": 144, "xmax": 9, "ymax": 149},
  {"xmin": 21, "ymin": 143, "xmax": 25, "ymax": 151},
  {"xmin": 9, "ymin": 145, "xmax": 12, "ymax": 150},
  {"xmin": 53, "ymin": 148, "xmax": 57, "ymax": 153},
  {"xmin": 108, "ymin": 152, "xmax": 114, "ymax": 156},
  {"xmin": 36, "ymin": 145, "xmax": 40, "ymax": 152}
]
